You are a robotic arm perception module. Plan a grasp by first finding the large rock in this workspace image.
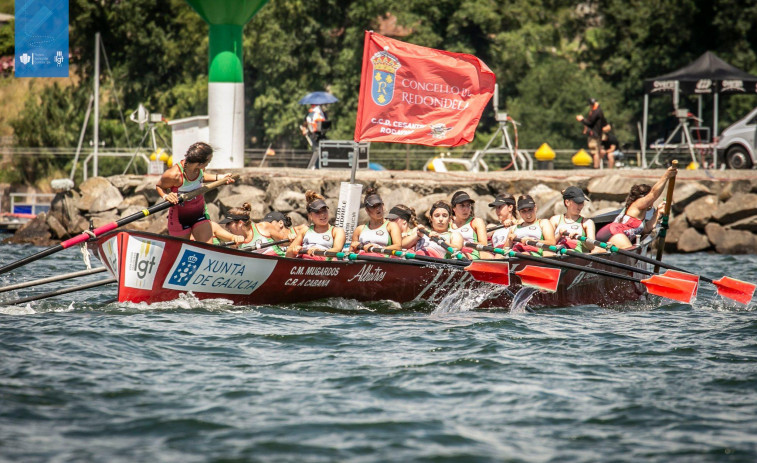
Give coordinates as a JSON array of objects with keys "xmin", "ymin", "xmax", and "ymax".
[
  {"xmin": 665, "ymin": 213, "xmax": 689, "ymax": 250},
  {"xmin": 705, "ymin": 222, "xmax": 757, "ymax": 254},
  {"xmin": 526, "ymin": 184, "xmax": 562, "ymax": 219},
  {"xmin": 376, "ymin": 186, "xmax": 421, "ymax": 209},
  {"xmin": 727, "ymin": 215, "xmax": 757, "ymax": 232},
  {"xmin": 265, "ymin": 177, "xmax": 323, "ymax": 204},
  {"xmin": 718, "ymin": 179, "xmax": 755, "ymax": 202},
  {"xmin": 712, "ymin": 193, "xmax": 757, "ymax": 225},
  {"xmin": 587, "ymin": 175, "xmax": 639, "ymax": 201},
  {"xmin": 409, "ymin": 193, "xmax": 448, "ymax": 224},
  {"xmin": 676, "ymin": 227, "xmax": 711, "ymax": 253},
  {"xmin": 671, "ymin": 181, "xmax": 711, "ymax": 213},
  {"xmin": 46, "ymin": 213, "xmax": 69, "ymax": 240},
  {"xmin": 134, "ymin": 177, "xmax": 162, "ymax": 203},
  {"xmin": 77, "ymin": 177, "xmax": 123, "ymax": 212},
  {"xmin": 4, "ymin": 212, "xmax": 55, "ymax": 246},
  {"xmin": 272, "ymin": 190, "xmax": 306, "ymax": 213},
  {"xmin": 107, "ymin": 175, "xmax": 146, "ymax": 197},
  {"xmin": 216, "ymin": 184, "xmax": 267, "ymax": 215},
  {"xmin": 117, "ymin": 195, "xmax": 149, "ymax": 212},
  {"xmin": 683, "ymin": 195, "xmax": 718, "ymax": 229}
]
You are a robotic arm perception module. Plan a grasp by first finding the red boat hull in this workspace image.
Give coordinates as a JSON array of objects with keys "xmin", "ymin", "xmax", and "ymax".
[{"xmin": 95, "ymin": 231, "xmax": 649, "ymax": 309}]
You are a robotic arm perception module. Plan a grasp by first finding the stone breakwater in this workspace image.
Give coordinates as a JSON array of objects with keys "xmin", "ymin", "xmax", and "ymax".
[{"xmin": 6, "ymin": 168, "xmax": 757, "ymax": 254}]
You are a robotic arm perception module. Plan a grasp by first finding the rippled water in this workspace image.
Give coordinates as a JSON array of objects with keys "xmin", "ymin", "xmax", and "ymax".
[{"xmin": 1, "ymin": 241, "xmax": 756, "ymax": 462}]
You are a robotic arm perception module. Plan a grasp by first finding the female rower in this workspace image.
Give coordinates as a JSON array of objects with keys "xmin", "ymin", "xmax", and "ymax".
[
  {"xmin": 507, "ymin": 195, "xmax": 556, "ymax": 256},
  {"xmin": 404, "ymin": 201, "xmax": 463, "ymax": 258},
  {"xmin": 488, "ymin": 193, "xmax": 518, "ymax": 250},
  {"xmin": 385, "ymin": 204, "xmax": 418, "ymax": 249},
  {"xmin": 156, "ymin": 142, "xmax": 234, "ymax": 243},
  {"xmin": 450, "ymin": 190, "xmax": 488, "ymax": 259},
  {"xmin": 349, "ymin": 188, "xmax": 402, "ymax": 253},
  {"xmin": 218, "ymin": 206, "xmax": 290, "ymax": 256},
  {"xmin": 596, "ymin": 166, "xmax": 677, "ymax": 249},
  {"xmin": 287, "ymin": 191, "xmax": 346, "ymax": 258},
  {"xmin": 549, "ymin": 186, "xmax": 596, "ymax": 253}
]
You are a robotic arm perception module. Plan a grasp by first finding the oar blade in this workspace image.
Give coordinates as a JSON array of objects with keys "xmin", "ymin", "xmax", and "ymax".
[
  {"xmin": 465, "ymin": 261, "xmax": 510, "ymax": 285},
  {"xmin": 642, "ymin": 274, "xmax": 697, "ymax": 304},
  {"xmin": 515, "ymin": 265, "xmax": 561, "ymax": 292},
  {"xmin": 713, "ymin": 276, "xmax": 756, "ymax": 305},
  {"xmin": 661, "ymin": 270, "xmax": 700, "ymax": 293}
]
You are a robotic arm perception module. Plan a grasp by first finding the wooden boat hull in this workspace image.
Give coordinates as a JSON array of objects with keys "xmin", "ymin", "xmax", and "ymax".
[{"xmin": 95, "ymin": 230, "xmax": 649, "ymax": 309}]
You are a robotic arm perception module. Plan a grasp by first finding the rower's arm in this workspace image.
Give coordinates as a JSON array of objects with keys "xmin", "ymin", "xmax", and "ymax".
[
  {"xmin": 634, "ymin": 166, "xmax": 677, "ymax": 212},
  {"xmin": 348, "ymin": 225, "xmax": 363, "ymax": 253},
  {"xmin": 285, "ymin": 230, "xmax": 306, "ymax": 258},
  {"xmin": 330, "ymin": 227, "xmax": 347, "ymax": 253},
  {"xmin": 472, "ymin": 218, "xmax": 488, "ymax": 245},
  {"xmin": 385, "ymin": 222, "xmax": 402, "ymax": 251},
  {"xmin": 583, "ymin": 220, "xmax": 596, "ymax": 251}
]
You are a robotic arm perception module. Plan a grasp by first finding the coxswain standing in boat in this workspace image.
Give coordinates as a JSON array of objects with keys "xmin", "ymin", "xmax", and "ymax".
[
  {"xmin": 488, "ymin": 193, "xmax": 518, "ymax": 250},
  {"xmin": 596, "ymin": 166, "xmax": 676, "ymax": 249},
  {"xmin": 287, "ymin": 191, "xmax": 346, "ymax": 259},
  {"xmin": 385, "ymin": 204, "xmax": 419, "ymax": 249},
  {"xmin": 156, "ymin": 142, "xmax": 234, "ymax": 243},
  {"xmin": 349, "ymin": 188, "xmax": 402, "ymax": 253},
  {"xmin": 549, "ymin": 186, "xmax": 596, "ymax": 253},
  {"xmin": 404, "ymin": 201, "xmax": 463, "ymax": 258},
  {"xmin": 450, "ymin": 190, "xmax": 490, "ymax": 259},
  {"xmin": 506, "ymin": 195, "xmax": 556, "ymax": 256}
]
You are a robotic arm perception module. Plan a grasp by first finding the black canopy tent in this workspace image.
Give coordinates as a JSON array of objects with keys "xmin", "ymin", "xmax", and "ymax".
[{"xmin": 641, "ymin": 51, "xmax": 757, "ymax": 167}]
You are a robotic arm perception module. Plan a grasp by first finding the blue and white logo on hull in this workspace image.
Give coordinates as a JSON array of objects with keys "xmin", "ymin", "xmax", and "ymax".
[{"xmin": 167, "ymin": 250, "xmax": 205, "ymax": 286}]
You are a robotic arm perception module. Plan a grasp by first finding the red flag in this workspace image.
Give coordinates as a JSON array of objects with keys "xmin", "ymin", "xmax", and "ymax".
[{"xmin": 354, "ymin": 31, "xmax": 496, "ymax": 147}]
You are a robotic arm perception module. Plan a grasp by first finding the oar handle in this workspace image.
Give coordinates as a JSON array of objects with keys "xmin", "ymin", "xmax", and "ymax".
[
  {"xmin": 465, "ymin": 242, "xmax": 509, "ymax": 257},
  {"xmin": 655, "ymin": 160, "xmax": 678, "ymax": 270},
  {"xmin": 371, "ymin": 246, "xmax": 470, "ymax": 267},
  {"xmin": 419, "ymin": 228, "xmax": 465, "ymax": 260},
  {"xmin": 249, "ymin": 238, "xmax": 290, "ymax": 251},
  {"xmin": 521, "ymin": 238, "xmax": 653, "ymax": 276}
]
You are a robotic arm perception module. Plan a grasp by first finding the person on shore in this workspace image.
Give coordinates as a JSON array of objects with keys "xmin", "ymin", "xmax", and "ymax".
[
  {"xmin": 600, "ymin": 131, "xmax": 623, "ymax": 169},
  {"xmin": 506, "ymin": 195, "xmax": 556, "ymax": 256},
  {"xmin": 349, "ymin": 188, "xmax": 402, "ymax": 253},
  {"xmin": 596, "ymin": 166, "xmax": 677, "ymax": 249},
  {"xmin": 385, "ymin": 204, "xmax": 419, "ymax": 249},
  {"xmin": 488, "ymin": 193, "xmax": 518, "ymax": 250},
  {"xmin": 403, "ymin": 201, "xmax": 463, "ymax": 259},
  {"xmin": 287, "ymin": 191, "xmax": 346, "ymax": 258},
  {"xmin": 450, "ymin": 191, "xmax": 489, "ymax": 259},
  {"xmin": 156, "ymin": 142, "xmax": 234, "ymax": 243},
  {"xmin": 549, "ymin": 186, "xmax": 596, "ymax": 253},
  {"xmin": 576, "ymin": 98, "xmax": 607, "ymax": 169}
]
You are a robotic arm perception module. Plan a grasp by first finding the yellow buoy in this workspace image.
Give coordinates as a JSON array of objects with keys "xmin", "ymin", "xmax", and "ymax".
[
  {"xmin": 166, "ymin": 156, "xmax": 173, "ymax": 168},
  {"xmin": 686, "ymin": 161, "xmax": 699, "ymax": 170},
  {"xmin": 572, "ymin": 149, "xmax": 593, "ymax": 167},
  {"xmin": 535, "ymin": 143, "xmax": 556, "ymax": 161}
]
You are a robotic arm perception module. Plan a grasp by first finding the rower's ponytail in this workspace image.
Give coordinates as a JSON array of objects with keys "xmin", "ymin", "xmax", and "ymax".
[
  {"xmin": 226, "ymin": 203, "xmax": 252, "ymax": 224},
  {"xmin": 305, "ymin": 190, "xmax": 325, "ymax": 204},
  {"xmin": 625, "ymin": 184, "xmax": 652, "ymax": 210}
]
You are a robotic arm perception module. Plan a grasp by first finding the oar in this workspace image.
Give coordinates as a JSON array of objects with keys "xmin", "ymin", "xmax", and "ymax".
[
  {"xmin": 0, "ymin": 175, "xmax": 239, "ymax": 275},
  {"xmin": 574, "ymin": 234, "xmax": 756, "ymax": 304},
  {"xmin": 304, "ymin": 249, "xmax": 513, "ymax": 286},
  {"xmin": 655, "ymin": 160, "xmax": 678, "ymax": 271},
  {"xmin": 369, "ymin": 246, "xmax": 511, "ymax": 286},
  {"xmin": 486, "ymin": 224, "xmax": 507, "ymax": 232},
  {"xmin": 246, "ymin": 238, "xmax": 290, "ymax": 251},
  {"xmin": 2, "ymin": 278, "xmax": 117, "ymax": 306},
  {"xmin": 0, "ymin": 267, "xmax": 107, "ymax": 293},
  {"xmin": 418, "ymin": 228, "xmax": 466, "ymax": 260},
  {"xmin": 465, "ymin": 241, "xmax": 697, "ymax": 303}
]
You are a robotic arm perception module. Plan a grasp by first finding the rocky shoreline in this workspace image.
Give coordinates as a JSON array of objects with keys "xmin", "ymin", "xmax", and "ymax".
[{"xmin": 6, "ymin": 167, "xmax": 757, "ymax": 254}]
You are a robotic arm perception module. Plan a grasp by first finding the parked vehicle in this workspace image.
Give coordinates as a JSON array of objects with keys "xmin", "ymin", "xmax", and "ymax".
[{"xmin": 717, "ymin": 106, "xmax": 757, "ymax": 169}]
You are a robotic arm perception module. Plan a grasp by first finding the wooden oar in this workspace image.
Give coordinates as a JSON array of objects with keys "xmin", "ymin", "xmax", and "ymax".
[
  {"xmin": 2, "ymin": 278, "xmax": 117, "ymax": 306},
  {"xmin": 655, "ymin": 160, "xmax": 678, "ymax": 271},
  {"xmin": 465, "ymin": 241, "xmax": 697, "ymax": 303},
  {"xmin": 0, "ymin": 267, "xmax": 107, "ymax": 293},
  {"xmin": 0, "ymin": 175, "xmax": 239, "ymax": 276},
  {"xmin": 574, "ymin": 234, "xmax": 756, "ymax": 304}
]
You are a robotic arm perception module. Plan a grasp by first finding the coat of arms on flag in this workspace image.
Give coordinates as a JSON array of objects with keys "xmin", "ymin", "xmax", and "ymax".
[{"xmin": 371, "ymin": 51, "xmax": 401, "ymax": 106}]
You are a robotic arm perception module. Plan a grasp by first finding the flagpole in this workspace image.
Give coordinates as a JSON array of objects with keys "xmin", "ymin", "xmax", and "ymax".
[{"xmin": 350, "ymin": 141, "xmax": 359, "ymax": 184}]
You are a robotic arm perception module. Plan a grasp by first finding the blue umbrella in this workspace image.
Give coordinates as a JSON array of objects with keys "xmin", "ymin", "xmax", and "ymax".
[{"xmin": 298, "ymin": 91, "xmax": 338, "ymax": 105}]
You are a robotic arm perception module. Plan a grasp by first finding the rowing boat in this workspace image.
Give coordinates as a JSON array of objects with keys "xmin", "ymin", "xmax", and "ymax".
[{"xmin": 93, "ymin": 229, "xmax": 651, "ymax": 309}]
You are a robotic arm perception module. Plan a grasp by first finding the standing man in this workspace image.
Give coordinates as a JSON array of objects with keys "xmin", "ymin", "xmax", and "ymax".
[{"xmin": 576, "ymin": 98, "xmax": 607, "ymax": 169}]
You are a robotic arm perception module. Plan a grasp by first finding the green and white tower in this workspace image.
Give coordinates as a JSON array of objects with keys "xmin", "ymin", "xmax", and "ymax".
[{"xmin": 185, "ymin": 0, "xmax": 269, "ymax": 169}]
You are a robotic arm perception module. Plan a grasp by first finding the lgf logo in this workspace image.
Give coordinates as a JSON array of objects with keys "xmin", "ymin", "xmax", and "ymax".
[
  {"xmin": 128, "ymin": 252, "xmax": 157, "ymax": 280},
  {"xmin": 19, "ymin": 53, "xmax": 31, "ymax": 65}
]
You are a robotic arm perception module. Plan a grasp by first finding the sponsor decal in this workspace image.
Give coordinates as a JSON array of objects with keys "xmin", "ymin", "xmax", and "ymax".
[
  {"xmin": 322, "ymin": 234, "xmax": 331, "ymax": 242},
  {"xmin": 371, "ymin": 50, "xmax": 401, "ymax": 106},
  {"xmin": 651, "ymin": 80, "xmax": 676, "ymax": 93},
  {"xmin": 124, "ymin": 236, "xmax": 165, "ymax": 289},
  {"xmin": 695, "ymin": 79, "xmax": 712, "ymax": 94},
  {"xmin": 376, "ymin": 230, "xmax": 384, "ymax": 236},
  {"xmin": 163, "ymin": 244, "xmax": 276, "ymax": 294},
  {"xmin": 347, "ymin": 264, "xmax": 387, "ymax": 282},
  {"xmin": 99, "ymin": 236, "xmax": 119, "ymax": 281},
  {"xmin": 722, "ymin": 80, "xmax": 745, "ymax": 92},
  {"xmin": 289, "ymin": 266, "xmax": 340, "ymax": 276},
  {"xmin": 430, "ymin": 123, "xmax": 453, "ymax": 139}
]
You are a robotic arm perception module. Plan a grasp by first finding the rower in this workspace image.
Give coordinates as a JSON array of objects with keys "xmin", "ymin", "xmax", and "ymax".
[
  {"xmin": 488, "ymin": 193, "xmax": 518, "ymax": 250},
  {"xmin": 349, "ymin": 188, "xmax": 402, "ymax": 253},
  {"xmin": 549, "ymin": 186, "xmax": 596, "ymax": 253},
  {"xmin": 507, "ymin": 195, "xmax": 556, "ymax": 256},
  {"xmin": 450, "ymin": 190, "xmax": 489, "ymax": 259},
  {"xmin": 210, "ymin": 221, "xmax": 245, "ymax": 247},
  {"xmin": 404, "ymin": 200, "xmax": 463, "ymax": 258},
  {"xmin": 218, "ymin": 206, "xmax": 289, "ymax": 255},
  {"xmin": 596, "ymin": 166, "xmax": 677, "ymax": 249},
  {"xmin": 287, "ymin": 190, "xmax": 346, "ymax": 259},
  {"xmin": 156, "ymin": 141, "xmax": 234, "ymax": 243},
  {"xmin": 385, "ymin": 204, "xmax": 418, "ymax": 249}
]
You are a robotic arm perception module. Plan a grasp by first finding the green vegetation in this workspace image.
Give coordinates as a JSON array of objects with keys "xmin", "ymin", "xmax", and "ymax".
[{"xmin": 5, "ymin": 0, "xmax": 757, "ymax": 182}]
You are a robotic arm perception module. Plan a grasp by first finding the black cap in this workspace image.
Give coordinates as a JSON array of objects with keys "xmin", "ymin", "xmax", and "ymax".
[
  {"xmin": 451, "ymin": 192, "xmax": 475, "ymax": 206},
  {"xmin": 385, "ymin": 206, "xmax": 411, "ymax": 221},
  {"xmin": 262, "ymin": 211, "xmax": 287, "ymax": 222},
  {"xmin": 588, "ymin": 98, "xmax": 597, "ymax": 106},
  {"xmin": 562, "ymin": 186, "xmax": 590, "ymax": 203},
  {"xmin": 489, "ymin": 194, "xmax": 516, "ymax": 207},
  {"xmin": 306, "ymin": 199, "xmax": 328, "ymax": 213},
  {"xmin": 219, "ymin": 213, "xmax": 249, "ymax": 225},
  {"xmin": 364, "ymin": 194, "xmax": 383, "ymax": 207},
  {"xmin": 517, "ymin": 197, "xmax": 536, "ymax": 211}
]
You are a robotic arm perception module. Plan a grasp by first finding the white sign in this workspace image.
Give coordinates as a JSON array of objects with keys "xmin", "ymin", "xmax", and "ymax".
[
  {"xmin": 99, "ymin": 236, "xmax": 120, "ymax": 281},
  {"xmin": 124, "ymin": 236, "xmax": 165, "ymax": 290},
  {"xmin": 335, "ymin": 182, "xmax": 363, "ymax": 243},
  {"xmin": 163, "ymin": 244, "xmax": 277, "ymax": 294}
]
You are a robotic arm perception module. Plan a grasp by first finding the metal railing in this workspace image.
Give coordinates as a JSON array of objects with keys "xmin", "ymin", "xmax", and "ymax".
[{"xmin": 8, "ymin": 193, "xmax": 55, "ymax": 215}]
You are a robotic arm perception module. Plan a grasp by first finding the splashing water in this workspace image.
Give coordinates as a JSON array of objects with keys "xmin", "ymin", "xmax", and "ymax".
[
  {"xmin": 509, "ymin": 287, "xmax": 538, "ymax": 314},
  {"xmin": 431, "ymin": 284, "xmax": 510, "ymax": 315}
]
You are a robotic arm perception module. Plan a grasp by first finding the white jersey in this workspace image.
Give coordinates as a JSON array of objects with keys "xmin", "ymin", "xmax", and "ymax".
[
  {"xmin": 358, "ymin": 220, "xmax": 392, "ymax": 247},
  {"xmin": 491, "ymin": 226, "xmax": 513, "ymax": 249},
  {"xmin": 415, "ymin": 231, "xmax": 460, "ymax": 258},
  {"xmin": 513, "ymin": 222, "xmax": 543, "ymax": 241},
  {"xmin": 302, "ymin": 225, "xmax": 334, "ymax": 251},
  {"xmin": 554, "ymin": 215, "xmax": 585, "ymax": 239}
]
